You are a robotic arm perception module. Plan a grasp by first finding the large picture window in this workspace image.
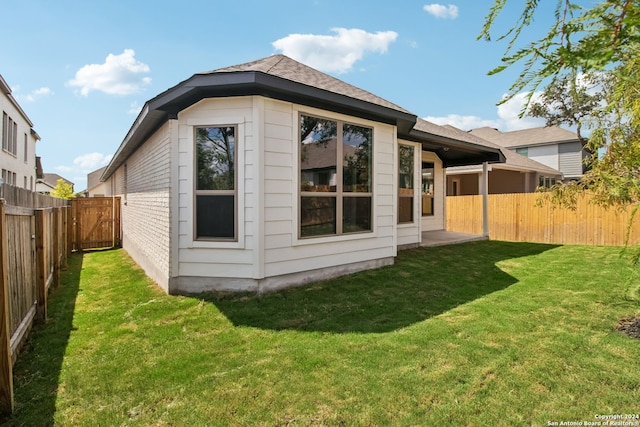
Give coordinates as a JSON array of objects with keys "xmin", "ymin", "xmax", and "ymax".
[
  {"xmin": 195, "ymin": 126, "xmax": 236, "ymax": 240},
  {"xmin": 300, "ymin": 114, "xmax": 372, "ymax": 238},
  {"xmin": 398, "ymin": 145, "xmax": 414, "ymax": 224}
]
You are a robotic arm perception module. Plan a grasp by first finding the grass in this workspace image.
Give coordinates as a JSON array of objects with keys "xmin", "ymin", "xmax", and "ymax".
[{"xmin": 3, "ymin": 241, "xmax": 640, "ymax": 426}]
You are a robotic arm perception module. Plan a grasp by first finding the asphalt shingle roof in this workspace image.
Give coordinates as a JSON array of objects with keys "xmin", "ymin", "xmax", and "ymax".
[
  {"xmin": 442, "ymin": 125, "xmax": 563, "ymax": 176},
  {"xmin": 469, "ymin": 126, "xmax": 579, "ymax": 148},
  {"xmin": 205, "ymin": 55, "xmax": 412, "ymax": 115}
]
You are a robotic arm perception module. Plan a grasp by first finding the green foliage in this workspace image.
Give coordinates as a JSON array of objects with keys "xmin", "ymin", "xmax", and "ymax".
[
  {"xmin": 50, "ymin": 178, "xmax": 75, "ymax": 199},
  {"xmin": 482, "ymin": 0, "xmax": 640, "ymax": 212},
  {"xmin": 480, "ymin": 0, "xmax": 637, "ymax": 102}
]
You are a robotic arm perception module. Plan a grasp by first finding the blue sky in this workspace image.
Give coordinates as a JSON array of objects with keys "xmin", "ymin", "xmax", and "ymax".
[{"xmin": 1, "ymin": 0, "xmax": 563, "ymax": 190}]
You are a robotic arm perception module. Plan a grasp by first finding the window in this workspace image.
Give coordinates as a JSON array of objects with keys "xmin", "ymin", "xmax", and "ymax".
[
  {"xmin": 195, "ymin": 126, "xmax": 237, "ymax": 240},
  {"xmin": 516, "ymin": 147, "xmax": 528, "ymax": 157},
  {"xmin": 398, "ymin": 145, "xmax": 414, "ymax": 224},
  {"xmin": 422, "ymin": 162, "xmax": 435, "ymax": 216},
  {"xmin": 24, "ymin": 133, "xmax": 28, "ymax": 162},
  {"xmin": 538, "ymin": 175, "xmax": 557, "ymax": 188},
  {"xmin": 300, "ymin": 114, "xmax": 372, "ymax": 238},
  {"xmin": 2, "ymin": 113, "xmax": 17, "ymax": 156}
]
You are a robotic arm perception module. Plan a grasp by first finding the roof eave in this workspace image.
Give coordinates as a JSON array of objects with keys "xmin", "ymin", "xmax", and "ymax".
[
  {"xmin": 101, "ymin": 71, "xmax": 417, "ymax": 181},
  {"xmin": 406, "ymin": 129, "xmax": 506, "ymax": 167}
]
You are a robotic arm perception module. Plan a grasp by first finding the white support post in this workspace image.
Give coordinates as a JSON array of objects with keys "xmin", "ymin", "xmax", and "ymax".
[{"xmin": 482, "ymin": 162, "xmax": 489, "ymax": 237}]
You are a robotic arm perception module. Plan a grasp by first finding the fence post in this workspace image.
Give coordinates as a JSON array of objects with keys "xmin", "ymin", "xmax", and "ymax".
[
  {"xmin": 52, "ymin": 208, "xmax": 60, "ymax": 289},
  {"xmin": 35, "ymin": 209, "xmax": 47, "ymax": 322},
  {"xmin": 0, "ymin": 200, "xmax": 14, "ymax": 414}
]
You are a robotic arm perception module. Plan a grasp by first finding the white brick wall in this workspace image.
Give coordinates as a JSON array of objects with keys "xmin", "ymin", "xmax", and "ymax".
[{"xmin": 118, "ymin": 121, "xmax": 173, "ymax": 290}]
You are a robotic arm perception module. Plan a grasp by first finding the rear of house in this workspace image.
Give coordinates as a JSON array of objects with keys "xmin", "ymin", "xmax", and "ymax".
[{"xmin": 101, "ymin": 55, "xmax": 503, "ymax": 294}]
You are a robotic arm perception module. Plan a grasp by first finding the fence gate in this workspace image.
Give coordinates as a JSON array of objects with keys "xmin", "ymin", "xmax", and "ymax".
[{"xmin": 71, "ymin": 197, "xmax": 121, "ymax": 251}]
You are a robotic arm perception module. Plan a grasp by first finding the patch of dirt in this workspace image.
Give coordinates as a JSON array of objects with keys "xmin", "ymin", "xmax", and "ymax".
[{"xmin": 616, "ymin": 316, "xmax": 640, "ymax": 339}]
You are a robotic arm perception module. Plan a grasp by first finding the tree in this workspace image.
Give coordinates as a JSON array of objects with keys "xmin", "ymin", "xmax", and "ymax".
[
  {"xmin": 480, "ymin": 0, "xmax": 640, "ymax": 211},
  {"xmin": 50, "ymin": 179, "xmax": 75, "ymax": 199}
]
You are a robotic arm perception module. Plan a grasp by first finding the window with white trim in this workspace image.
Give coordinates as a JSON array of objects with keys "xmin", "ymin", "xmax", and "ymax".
[
  {"xmin": 398, "ymin": 144, "xmax": 414, "ymax": 224},
  {"xmin": 299, "ymin": 114, "xmax": 372, "ymax": 238},
  {"xmin": 195, "ymin": 126, "xmax": 237, "ymax": 240}
]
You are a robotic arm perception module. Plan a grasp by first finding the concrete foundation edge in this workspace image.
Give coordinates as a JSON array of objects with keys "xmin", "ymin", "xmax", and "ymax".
[{"xmin": 168, "ymin": 257, "xmax": 395, "ymax": 295}]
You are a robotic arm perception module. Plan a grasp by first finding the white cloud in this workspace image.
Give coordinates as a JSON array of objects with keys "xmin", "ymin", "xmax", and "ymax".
[
  {"xmin": 70, "ymin": 152, "xmax": 113, "ymax": 171},
  {"xmin": 25, "ymin": 87, "xmax": 54, "ymax": 102},
  {"xmin": 424, "ymin": 92, "xmax": 546, "ymax": 132},
  {"xmin": 128, "ymin": 101, "xmax": 142, "ymax": 115},
  {"xmin": 423, "ymin": 4, "xmax": 459, "ymax": 19},
  {"xmin": 272, "ymin": 28, "xmax": 398, "ymax": 74},
  {"xmin": 423, "ymin": 114, "xmax": 500, "ymax": 130},
  {"xmin": 53, "ymin": 152, "xmax": 114, "ymax": 190},
  {"xmin": 67, "ymin": 49, "xmax": 151, "ymax": 96}
]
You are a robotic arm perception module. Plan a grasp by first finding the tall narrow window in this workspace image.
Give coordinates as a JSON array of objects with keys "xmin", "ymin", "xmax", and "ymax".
[
  {"xmin": 24, "ymin": 133, "xmax": 28, "ymax": 162},
  {"xmin": 398, "ymin": 145, "xmax": 414, "ymax": 224},
  {"xmin": 300, "ymin": 114, "xmax": 372, "ymax": 238},
  {"xmin": 1, "ymin": 113, "xmax": 7, "ymax": 151},
  {"xmin": 195, "ymin": 126, "xmax": 236, "ymax": 240},
  {"xmin": 11, "ymin": 121, "xmax": 17, "ymax": 155},
  {"xmin": 422, "ymin": 162, "xmax": 435, "ymax": 216}
]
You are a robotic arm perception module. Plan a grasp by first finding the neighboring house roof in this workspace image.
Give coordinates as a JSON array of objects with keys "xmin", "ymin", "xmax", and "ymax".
[
  {"xmin": 87, "ymin": 166, "xmax": 107, "ymax": 190},
  {"xmin": 0, "ymin": 74, "xmax": 41, "ymax": 141},
  {"xmin": 443, "ymin": 125, "xmax": 563, "ymax": 177},
  {"xmin": 103, "ymin": 55, "xmax": 504, "ymax": 180},
  {"xmin": 469, "ymin": 126, "xmax": 580, "ymax": 149},
  {"xmin": 40, "ymin": 173, "xmax": 74, "ymax": 189}
]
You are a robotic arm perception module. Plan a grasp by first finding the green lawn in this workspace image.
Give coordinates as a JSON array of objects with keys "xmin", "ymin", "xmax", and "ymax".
[{"xmin": 3, "ymin": 241, "xmax": 640, "ymax": 426}]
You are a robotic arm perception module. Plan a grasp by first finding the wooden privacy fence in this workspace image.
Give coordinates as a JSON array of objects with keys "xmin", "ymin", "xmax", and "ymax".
[
  {"xmin": 446, "ymin": 193, "xmax": 640, "ymax": 246},
  {"xmin": 0, "ymin": 185, "xmax": 70, "ymax": 415}
]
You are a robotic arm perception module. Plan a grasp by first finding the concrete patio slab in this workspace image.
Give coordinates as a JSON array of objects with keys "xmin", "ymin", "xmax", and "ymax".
[{"xmin": 421, "ymin": 230, "xmax": 488, "ymax": 247}]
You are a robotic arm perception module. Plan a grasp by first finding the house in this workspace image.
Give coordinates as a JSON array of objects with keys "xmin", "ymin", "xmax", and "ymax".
[
  {"xmin": 36, "ymin": 173, "xmax": 74, "ymax": 195},
  {"xmin": 469, "ymin": 126, "xmax": 586, "ymax": 182},
  {"xmin": 444, "ymin": 125, "xmax": 563, "ymax": 195},
  {"xmin": 0, "ymin": 74, "xmax": 40, "ymax": 190},
  {"xmin": 100, "ymin": 54, "xmax": 504, "ymax": 294},
  {"xmin": 86, "ymin": 166, "xmax": 108, "ymax": 197}
]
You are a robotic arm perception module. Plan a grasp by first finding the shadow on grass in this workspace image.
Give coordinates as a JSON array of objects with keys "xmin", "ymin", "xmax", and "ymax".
[
  {"xmin": 208, "ymin": 241, "xmax": 559, "ymax": 334},
  {"xmin": 1, "ymin": 252, "xmax": 84, "ymax": 426}
]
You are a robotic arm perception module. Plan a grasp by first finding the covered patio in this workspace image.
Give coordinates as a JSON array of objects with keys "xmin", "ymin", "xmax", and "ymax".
[{"xmin": 420, "ymin": 230, "xmax": 487, "ymax": 247}]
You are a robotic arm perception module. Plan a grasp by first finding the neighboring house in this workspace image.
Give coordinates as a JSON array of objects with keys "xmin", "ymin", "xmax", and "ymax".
[
  {"xmin": 445, "ymin": 125, "xmax": 563, "ymax": 195},
  {"xmin": 469, "ymin": 126, "xmax": 586, "ymax": 182},
  {"xmin": 36, "ymin": 173, "xmax": 74, "ymax": 195},
  {"xmin": 100, "ymin": 54, "xmax": 504, "ymax": 295},
  {"xmin": 0, "ymin": 74, "xmax": 40, "ymax": 190},
  {"xmin": 86, "ymin": 166, "xmax": 108, "ymax": 197}
]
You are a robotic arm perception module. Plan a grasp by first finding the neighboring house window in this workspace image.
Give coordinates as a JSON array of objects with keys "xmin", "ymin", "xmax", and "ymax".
[
  {"xmin": 24, "ymin": 133, "xmax": 28, "ymax": 162},
  {"xmin": 538, "ymin": 176, "xmax": 557, "ymax": 188},
  {"xmin": 516, "ymin": 147, "xmax": 528, "ymax": 157},
  {"xmin": 1, "ymin": 112, "xmax": 7, "ymax": 152},
  {"xmin": 1, "ymin": 113, "xmax": 18, "ymax": 156},
  {"xmin": 195, "ymin": 126, "xmax": 237, "ymax": 240},
  {"xmin": 398, "ymin": 145, "xmax": 414, "ymax": 224},
  {"xmin": 300, "ymin": 114, "xmax": 372, "ymax": 238},
  {"xmin": 23, "ymin": 176, "xmax": 27, "ymax": 188},
  {"xmin": 30, "ymin": 176, "xmax": 33, "ymax": 191},
  {"xmin": 422, "ymin": 162, "xmax": 435, "ymax": 216}
]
